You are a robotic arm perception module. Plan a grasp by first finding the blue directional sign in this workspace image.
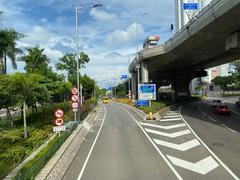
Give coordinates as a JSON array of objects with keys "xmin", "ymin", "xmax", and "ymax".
[
  {"xmin": 138, "ymin": 84, "xmax": 156, "ymax": 100},
  {"xmin": 108, "ymin": 86, "xmax": 113, "ymax": 91},
  {"xmin": 120, "ymin": 74, "xmax": 128, "ymax": 80},
  {"xmin": 183, "ymin": 3, "xmax": 198, "ymax": 10}
]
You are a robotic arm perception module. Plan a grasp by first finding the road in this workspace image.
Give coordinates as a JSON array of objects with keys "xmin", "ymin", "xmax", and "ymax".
[{"xmin": 62, "ymin": 101, "xmax": 240, "ymax": 180}]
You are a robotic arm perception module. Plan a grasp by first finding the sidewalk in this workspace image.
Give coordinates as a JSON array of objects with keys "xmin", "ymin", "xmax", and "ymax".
[{"xmin": 36, "ymin": 106, "xmax": 100, "ymax": 180}]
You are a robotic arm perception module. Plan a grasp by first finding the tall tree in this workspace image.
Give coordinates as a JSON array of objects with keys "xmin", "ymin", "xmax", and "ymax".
[
  {"xmin": 10, "ymin": 73, "xmax": 47, "ymax": 138},
  {"xmin": 0, "ymin": 29, "xmax": 24, "ymax": 74},
  {"xmin": 56, "ymin": 52, "xmax": 90, "ymax": 85},
  {"xmin": 19, "ymin": 47, "xmax": 50, "ymax": 75}
]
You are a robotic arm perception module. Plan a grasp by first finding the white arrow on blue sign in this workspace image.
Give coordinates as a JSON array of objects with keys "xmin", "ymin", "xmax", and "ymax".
[
  {"xmin": 138, "ymin": 84, "xmax": 156, "ymax": 100},
  {"xmin": 183, "ymin": 3, "xmax": 198, "ymax": 10}
]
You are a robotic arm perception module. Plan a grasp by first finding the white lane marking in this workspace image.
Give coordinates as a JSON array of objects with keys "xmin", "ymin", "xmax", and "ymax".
[
  {"xmin": 121, "ymin": 107, "xmax": 183, "ymax": 180},
  {"xmin": 180, "ymin": 106, "xmax": 239, "ymax": 180},
  {"xmin": 167, "ymin": 155, "xmax": 219, "ymax": 175},
  {"xmin": 167, "ymin": 113, "xmax": 179, "ymax": 115},
  {"xmin": 164, "ymin": 115, "xmax": 181, "ymax": 118},
  {"xmin": 161, "ymin": 118, "xmax": 182, "ymax": 122},
  {"xmin": 199, "ymin": 107, "xmax": 217, "ymax": 122},
  {"xmin": 153, "ymin": 139, "xmax": 200, "ymax": 151},
  {"xmin": 77, "ymin": 105, "xmax": 107, "ymax": 180},
  {"xmin": 140, "ymin": 122, "xmax": 186, "ymax": 130},
  {"xmin": 232, "ymin": 110, "xmax": 240, "ymax": 116},
  {"xmin": 208, "ymin": 116, "xmax": 217, "ymax": 123},
  {"xmin": 221, "ymin": 124, "xmax": 237, "ymax": 133},
  {"xmin": 145, "ymin": 128, "xmax": 191, "ymax": 138}
]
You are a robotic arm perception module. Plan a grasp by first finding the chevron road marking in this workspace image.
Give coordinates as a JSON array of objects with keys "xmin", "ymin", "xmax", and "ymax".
[
  {"xmin": 167, "ymin": 155, "xmax": 219, "ymax": 175},
  {"xmin": 145, "ymin": 128, "xmax": 191, "ymax": 138},
  {"xmin": 153, "ymin": 138, "xmax": 200, "ymax": 151},
  {"xmin": 140, "ymin": 122, "xmax": 186, "ymax": 130},
  {"xmin": 161, "ymin": 118, "xmax": 182, "ymax": 122},
  {"xmin": 164, "ymin": 115, "xmax": 181, "ymax": 118},
  {"xmin": 167, "ymin": 112, "xmax": 179, "ymax": 115}
]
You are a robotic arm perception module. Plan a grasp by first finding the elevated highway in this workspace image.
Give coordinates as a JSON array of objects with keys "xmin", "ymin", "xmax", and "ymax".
[{"xmin": 129, "ymin": 0, "xmax": 240, "ymax": 101}]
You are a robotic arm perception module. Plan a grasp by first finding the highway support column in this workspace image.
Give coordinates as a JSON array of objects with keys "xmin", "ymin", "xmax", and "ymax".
[
  {"xmin": 131, "ymin": 73, "xmax": 137, "ymax": 101},
  {"xmin": 171, "ymin": 70, "xmax": 193, "ymax": 102},
  {"xmin": 141, "ymin": 62, "xmax": 149, "ymax": 84}
]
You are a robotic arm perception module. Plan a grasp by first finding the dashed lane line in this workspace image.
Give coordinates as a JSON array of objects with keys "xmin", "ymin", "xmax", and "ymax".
[{"xmin": 221, "ymin": 124, "xmax": 237, "ymax": 133}]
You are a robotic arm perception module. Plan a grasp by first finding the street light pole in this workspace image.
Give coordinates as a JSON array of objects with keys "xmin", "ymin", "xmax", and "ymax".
[
  {"xmin": 75, "ymin": 3, "xmax": 103, "ymax": 121},
  {"xmin": 75, "ymin": 7, "xmax": 80, "ymax": 121}
]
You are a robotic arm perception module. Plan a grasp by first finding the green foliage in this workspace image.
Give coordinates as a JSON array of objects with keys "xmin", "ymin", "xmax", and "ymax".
[
  {"xmin": 138, "ymin": 100, "xmax": 173, "ymax": 114},
  {"xmin": 0, "ymin": 28, "xmax": 24, "ymax": 74},
  {"xmin": 56, "ymin": 53, "xmax": 90, "ymax": 85},
  {"xmin": 113, "ymin": 81, "xmax": 128, "ymax": 98},
  {"xmin": 80, "ymin": 74, "xmax": 96, "ymax": 99},
  {"xmin": 211, "ymin": 76, "xmax": 235, "ymax": 90},
  {"xmin": 19, "ymin": 47, "xmax": 50, "ymax": 75}
]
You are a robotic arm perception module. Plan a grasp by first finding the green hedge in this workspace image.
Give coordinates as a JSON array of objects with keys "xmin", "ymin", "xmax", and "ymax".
[{"xmin": 14, "ymin": 124, "xmax": 77, "ymax": 180}]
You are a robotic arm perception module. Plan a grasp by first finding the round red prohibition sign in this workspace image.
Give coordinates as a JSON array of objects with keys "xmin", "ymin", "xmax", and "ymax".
[
  {"xmin": 72, "ymin": 102, "xmax": 79, "ymax": 109},
  {"xmin": 54, "ymin": 109, "xmax": 64, "ymax": 118},
  {"xmin": 71, "ymin": 87, "xmax": 78, "ymax": 95},
  {"xmin": 54, "ymin": 118, "xmax": 64, "ymax": 126},
  {"xmin": 71, "ymin": 95, "xmax": 79, "ymax": 102}
]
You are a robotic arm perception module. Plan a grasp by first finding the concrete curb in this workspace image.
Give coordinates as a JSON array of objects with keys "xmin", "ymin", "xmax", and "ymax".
[
  {"xmin": 153, "ymin": 104, "xmax": 180, "ymax": 120},
  {"xmin": 114, "ymin": 102, "xmax": 147, "ymax": 121},
  {"xmin": 36, "ymin": 106, "xmax": 100, "ymax": 180}
]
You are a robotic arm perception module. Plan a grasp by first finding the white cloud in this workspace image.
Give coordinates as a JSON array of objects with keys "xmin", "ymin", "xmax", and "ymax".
[
  {"xmin": 90, "ymin": 9, "xmax": 118, "ymax": 22},
  {"xmin": 42, "ymin": 46, "xmax": 63, "ymax": 63},
  {"xmin": 106, "ymin": 23, "xmax": 145, "ymax": 45}
]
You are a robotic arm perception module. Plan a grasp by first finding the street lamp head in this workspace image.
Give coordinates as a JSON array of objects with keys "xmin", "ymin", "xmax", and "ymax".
[{"xmin": 92, "ymin": 4, "xmax": 103, "ymax": 8}]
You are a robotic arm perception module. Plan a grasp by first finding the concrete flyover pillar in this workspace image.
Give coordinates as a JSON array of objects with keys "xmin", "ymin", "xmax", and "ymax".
[
  {"xmin": 131, "ymin": 73, "xmax": 137, "ymax": 101},
  {"xmin": 141, "ymin": 62, "xmax": 149, "ymax": 84},
  {"xmin": 171, "ymin": 70, "xmax": 194, "ymax": 102}
]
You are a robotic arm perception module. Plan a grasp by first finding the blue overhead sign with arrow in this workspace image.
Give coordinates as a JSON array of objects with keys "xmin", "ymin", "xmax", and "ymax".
[{"xmin": 138, "ymin": 84, "xmax": 156, "ymax": 100}]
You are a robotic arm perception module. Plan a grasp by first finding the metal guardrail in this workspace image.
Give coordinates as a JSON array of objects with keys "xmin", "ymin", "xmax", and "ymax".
[{"xmin": 15, "ymin": 122, "xmax": 78, "ymax": 180}]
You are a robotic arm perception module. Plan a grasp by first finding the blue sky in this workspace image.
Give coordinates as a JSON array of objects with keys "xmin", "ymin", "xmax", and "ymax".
[{"xmin": 0, "ymin": 0, "xmax": 175, "ymax": 88}]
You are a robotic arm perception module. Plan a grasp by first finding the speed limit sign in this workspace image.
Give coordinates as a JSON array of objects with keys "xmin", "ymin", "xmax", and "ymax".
[
  {"xmin": 54, "ymin": 118, "xmax": 64, "ymax": 126},
  {"xmin": 54, "ymin": 109, "xmax": 64, "ymax": 118}
]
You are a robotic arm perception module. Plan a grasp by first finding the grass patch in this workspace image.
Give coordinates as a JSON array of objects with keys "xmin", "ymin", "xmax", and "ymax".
[
  {"xmin": 0, "ymin": 102, "xmax": 73, "ymax": 179},
  {"xmin": 137, "ymin": 100, "xmax": 173, "ymax": 114}
]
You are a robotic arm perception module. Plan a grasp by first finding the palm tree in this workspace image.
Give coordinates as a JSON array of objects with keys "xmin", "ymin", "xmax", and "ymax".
[{"xmin": 0, "ymin": 29, "xmax": 24, "ymax": 74}]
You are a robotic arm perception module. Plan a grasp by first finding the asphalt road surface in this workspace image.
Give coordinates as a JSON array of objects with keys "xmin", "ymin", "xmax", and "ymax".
[{"xmin": 63, "ymin": 102, "xmax": 240, "ymax": 180}]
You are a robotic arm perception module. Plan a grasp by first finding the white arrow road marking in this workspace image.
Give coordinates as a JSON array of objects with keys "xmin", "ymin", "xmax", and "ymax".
[
  {"xmin": 167, "ymin": 155, "xmax": 219, "ymax": 175},
  {"xmin": 140, "ymin": 122, "xmax": 186, "ymax": 129},
  {"xmin": 145, "ymin": 128, "xmax": 191, "ymax": 138},
  {"xmin": 161, "ymin": 118, "xmax": 182, "ymax": 122},
  {"xmin": 153, "ymin": 138, "xmax": 200, "ymax": 151}
]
